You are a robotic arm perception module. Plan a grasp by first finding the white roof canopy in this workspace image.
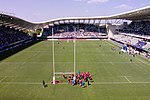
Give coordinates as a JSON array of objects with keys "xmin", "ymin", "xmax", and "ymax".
[{"xmin": 0, "ymin": 6, "xmax": 150, "ymax": 30}]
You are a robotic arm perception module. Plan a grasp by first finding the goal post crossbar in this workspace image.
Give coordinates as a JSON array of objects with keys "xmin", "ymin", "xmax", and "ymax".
[{"xmin": 54, "ymin": 72, "xmax": 74, "ymax": 75}]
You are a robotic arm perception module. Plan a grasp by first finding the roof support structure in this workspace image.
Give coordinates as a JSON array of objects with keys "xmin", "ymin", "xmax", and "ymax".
[{"xmin": 0, "ymin": 6, "xmax": 150, "ymax": 30}]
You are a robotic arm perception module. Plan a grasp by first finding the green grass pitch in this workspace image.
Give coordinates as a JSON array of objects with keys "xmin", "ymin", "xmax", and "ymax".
[{"xmin": 0, "ymin": 40, "xmax": 150, "ymax": 100}]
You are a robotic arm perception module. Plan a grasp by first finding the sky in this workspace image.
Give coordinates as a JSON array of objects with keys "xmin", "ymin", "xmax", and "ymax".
[{"xmin": 0, "ymin": 0, "xmax": 150, "ymax": 22}]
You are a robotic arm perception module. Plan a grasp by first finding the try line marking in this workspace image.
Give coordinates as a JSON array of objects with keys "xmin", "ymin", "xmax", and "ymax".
[{"xmin": 1, "ymin": 81, "xmax": 150, "ymax": 85}]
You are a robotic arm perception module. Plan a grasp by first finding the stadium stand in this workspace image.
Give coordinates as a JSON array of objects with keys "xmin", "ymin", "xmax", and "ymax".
[
  {"xmin": 43, "ymin": 23, "xmax": 107, "ymax": 39},
  {"xmin": 0, "ymin": 25, "xmax": 32, "ymax": 53},
  {"xmin": 117, "ymin": 21, "xmax": 150, "ymax": 35},
  {"xmin": 48, "ymin": 32, "xmax": 107, "ymax": 38},
  {"xmin": 112, "ymin": 33, "xmax": 150, "ymax": 53},
  {"xmin": 144, "ymin": 42, "xmax": 150, "ymax": 51},
  {"xmin": 134, "ymin": 40, "xmax": 147, "ymax": 49}
]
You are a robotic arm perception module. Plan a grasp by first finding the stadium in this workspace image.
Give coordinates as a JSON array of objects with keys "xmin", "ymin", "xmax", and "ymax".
[{"xmin": 0, "ymin": 4, "xmax": 150, "ymax": 100}]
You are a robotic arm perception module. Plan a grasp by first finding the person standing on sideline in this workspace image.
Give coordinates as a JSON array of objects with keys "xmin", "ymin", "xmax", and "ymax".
[
  {"xmin": 43, "ymin": 80, "xmax": 46, "ymax": 88},
  {"xmin": 130, "ymin": 59, "xmax": 132, "ymax": 63}
]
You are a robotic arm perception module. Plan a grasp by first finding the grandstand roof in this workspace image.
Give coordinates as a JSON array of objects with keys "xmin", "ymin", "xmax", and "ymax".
[
  {"xmin": 109, "ymin": 6, "xmax": 150, "ymax": 20},
  {"xmin": 0, "ymin": 6, "xmax": 150, "ymax": 30}
]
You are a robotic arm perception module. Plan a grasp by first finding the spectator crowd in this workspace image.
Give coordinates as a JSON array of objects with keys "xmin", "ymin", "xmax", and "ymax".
[{"xmin": 0, "ymin": 25, "xmax": 31, "ymax": 52}]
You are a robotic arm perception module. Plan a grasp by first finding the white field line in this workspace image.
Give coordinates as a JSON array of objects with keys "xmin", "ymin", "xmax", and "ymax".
[
  {"xmin": 144, "ymin": 69, "xmax": 148, "ymax": 72},
  {"xmin": 25, "ymin": 51, "xmax": 50, "ymax": 53},
  {"xmin": 54, "ymin": 72, "xmax": 74, "ymax": 75},
  {"xmin": 124, "ymin": 76, "xmax": 131, "ymax": 83},
  {"xmin": 0, "ymin": 62, "xmax": 4, "ymax": 65},
  {"xmin": 109, "ymin": 61, "xmax": 114, "ymax": 65},
  {"xmin": 0, "ymin": 61, "xmax": 143, "ymax": 64},
  {"xmin": 0, "ymin": 76, "xmax": 17, "ymax": 78},
  {"xmin": 92, "ymin": 82, "xmax": 150, "ymax": 84},
  {"xmin": 0, "ymin": 82, "xmax": 42, "ymax": 85},
  {"xmin": 1, "ymin": 81, "xmax": 150, "ymax": 85},
  {"xmin": 0, "ymin": 76, "xmax": 7, "ymax": 82},
  {"xmin": 23, "ymin": 51, "xmax": 117, "ymax": 53},
  {"xmin": 120, "ymin": 76, "xmax": 131, "ymax": 77},
  {"xmin": 22, "ymin": 62, "xmax": 26, "ymax": 65},
  {"xmin": 55, "ymin": 76, "xmax": 62, "ymax": 78},
  {"xmin": 136, "ymin": 57, "xmax": 150, "ymax": 67},
  {"xmin": 102, "ymin": 54, "xmax": 105, "ymax": 56},
  {"xmin": 120, "ymin": 76, "xmax": 131, "ymax": 83}
]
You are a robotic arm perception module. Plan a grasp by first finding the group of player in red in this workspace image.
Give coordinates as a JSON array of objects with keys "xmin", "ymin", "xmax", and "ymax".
[{"xmin": 64, "ymin": 71, "xmax": 93, "ymax": 87}]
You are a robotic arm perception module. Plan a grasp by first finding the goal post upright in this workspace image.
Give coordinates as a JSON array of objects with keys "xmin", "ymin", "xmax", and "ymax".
[
  {"xmin": 52, "ymin": 27, "xmax": 55, "ymax": 84},
  {"xmin": 73, "ymin": 37, "xmax": 76, "ymax": 80},
  {"xmin": 73, "ymin": 27, "xmax": 77, "ymax": 80}
]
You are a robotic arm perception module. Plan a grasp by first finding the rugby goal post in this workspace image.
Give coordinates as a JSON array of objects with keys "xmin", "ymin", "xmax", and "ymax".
[{"xmin": 52, "ymin": 27, "xmax": 76, "ymax": 84}]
